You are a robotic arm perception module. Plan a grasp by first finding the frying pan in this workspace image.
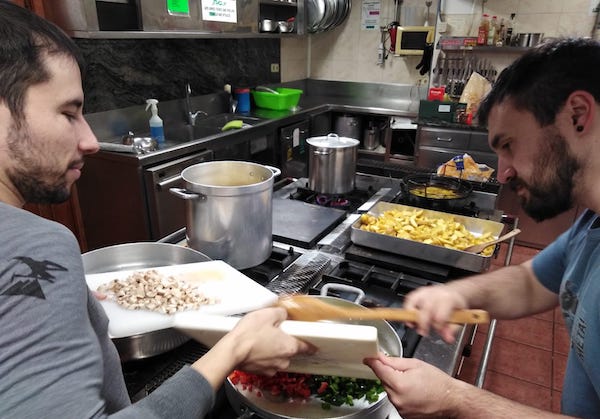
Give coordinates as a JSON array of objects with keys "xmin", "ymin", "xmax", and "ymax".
[
  {"xmin": 402, "ymin": 173, "xmax": 473, "ymax": 210},
  {"xmin": 82, "ymin": 242, "xmax": 211, "ymax": 361},
  {"xmin": 224, "ymin": 295, "xmax": 402, "ymax": 419}
]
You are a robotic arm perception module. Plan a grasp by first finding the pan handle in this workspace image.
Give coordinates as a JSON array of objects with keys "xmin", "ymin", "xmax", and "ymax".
[
  {"xmin": 169, "ymin": 187, "xmax": 207, "ymax": 201},
  {"xmin": 321, "ymin": 283, "xmax": 365, "ymax": 304},
  {"xmin": 263, "ymin": 165, "xmax": 282, "ymax": 178}
]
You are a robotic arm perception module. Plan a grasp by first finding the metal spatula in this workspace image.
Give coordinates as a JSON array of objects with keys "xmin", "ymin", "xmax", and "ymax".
[{"xmin": 277, "ymin": 295, "xmax": 489, "ymax": 324}]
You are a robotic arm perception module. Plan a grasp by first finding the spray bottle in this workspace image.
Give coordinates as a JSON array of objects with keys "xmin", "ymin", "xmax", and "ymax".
[{"xmin": 145, "ymin": 99, "xmax": 165, "ymax": 145}]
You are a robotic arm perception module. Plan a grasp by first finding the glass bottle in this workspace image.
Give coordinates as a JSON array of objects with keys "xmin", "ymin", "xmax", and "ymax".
[
  {"xmin": 477, "ymin": 14, "xmax": 490, "ymax": 46},
  {"xmin": 487, "ymin": 16, "xmax": 497, "ymax": 46},
  {"xmin": 496, "ymin": 18, "xmax": 505, "ymax": 46},
  {"xmin": 505, "ymin": 13, "xmax": 516, "ymax": 46}
]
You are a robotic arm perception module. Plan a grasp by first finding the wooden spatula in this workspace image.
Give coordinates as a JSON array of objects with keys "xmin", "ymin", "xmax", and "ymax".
[
  {"xmin": 463, "ymin": 228, "xmax": 521, "ymax": 254},
  {"xmin": 277, "ymin": 295, "xmax": 489, "ymax": 324}
]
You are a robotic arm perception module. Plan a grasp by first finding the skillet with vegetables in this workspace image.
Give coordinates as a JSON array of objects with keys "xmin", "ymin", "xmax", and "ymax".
[{"xmin": 229, "ymin": 370, "xmax": 384, "ymax": 410}]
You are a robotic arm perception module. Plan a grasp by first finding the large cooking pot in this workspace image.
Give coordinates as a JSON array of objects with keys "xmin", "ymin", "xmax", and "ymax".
[
  {"xmin": 170, "ymin": 161, "xmax": 280, "ymax": 270},
  {"xmin": 402, "ymin": 173, "xmax": 472, "ymax": 210},
  {"xmin": 82, "ymin": 242, "xmax": 211, "ymax": 361},
  {"xmin": 225, "ymin": 292, "xmax": 402, "ymax": 419},
  {"xmin": 334, "ymin": 114, "xmax": 362, "ymax": 141},
  {"xmin": 307, "ymin": 133, "xmax": 359, "ymax": 195}
]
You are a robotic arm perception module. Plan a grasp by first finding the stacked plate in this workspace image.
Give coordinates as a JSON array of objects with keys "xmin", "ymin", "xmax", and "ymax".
[{"xmin": 306, "ymin": 0, "xmax": 351, "ymax": 33}]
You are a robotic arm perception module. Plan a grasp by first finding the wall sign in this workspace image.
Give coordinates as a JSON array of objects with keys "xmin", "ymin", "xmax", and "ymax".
[
  {"xmin": 201, "ymin": 0, "xmax": 238, "ymax": 23},
  {"xmin": 361, "ymin": 0, "xmax": 381, "ymax": 30},
  {"xmin": 167, "ymin": 0, "xmax": 190, "ymax": 16}
]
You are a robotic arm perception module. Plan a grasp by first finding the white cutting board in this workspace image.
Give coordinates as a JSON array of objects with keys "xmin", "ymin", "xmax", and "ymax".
[
  {"xmin": 174, "ymin": 313, "xmax": 381, "ymax": 379},
  {"xmin": 85, "ymin": 261, "xmax": 278, "ymax": 338}
]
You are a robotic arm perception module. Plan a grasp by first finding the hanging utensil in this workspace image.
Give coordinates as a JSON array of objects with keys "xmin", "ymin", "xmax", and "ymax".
[
  {"xmin": 424, "ymin": 0, "xmax": 432, "ymax": 26},
  {"xmin": 278, "ymin": 295, "xmax": 490, "ymax": 323}
]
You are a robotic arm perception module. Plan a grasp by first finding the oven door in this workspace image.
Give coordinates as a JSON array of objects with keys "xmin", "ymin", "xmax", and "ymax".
[
  {"xmin": 279, "ymin": 120, "xmax": 310, "ymax": 178},
  {"xmin": 388, "ymin": 117, "xmax": 417, "ymax": 162},
  {"xmin": 143, "ymin": 150, "xmax": 213, "ymax": 239}
]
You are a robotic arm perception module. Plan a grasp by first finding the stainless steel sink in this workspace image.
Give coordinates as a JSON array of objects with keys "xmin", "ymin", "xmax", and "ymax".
[
  {"xmin": 196, "ymin": 113, "xmax": 263, "ymax": 127},
  {"xmin": 165, "ymin": 114, "xmax": 265, "ymax": 142},
  {"xmin": 98, "ymin": 113, "xmax": 265, "ymax": 153}
]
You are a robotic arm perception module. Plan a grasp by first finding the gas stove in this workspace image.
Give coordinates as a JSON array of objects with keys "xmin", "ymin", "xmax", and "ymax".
[{"xmin": 123, "ymin": 170, "xmax": 512, "ymax": 417}]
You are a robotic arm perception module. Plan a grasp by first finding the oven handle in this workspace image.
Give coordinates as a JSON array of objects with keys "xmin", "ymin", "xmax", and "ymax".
[
  {"xmin": 157, "ymin": 174, "xmax": 183, "ymax": 191},
  {"xmin": 320, "ymin": 283, "xmax": 365, "ymax": 304}
]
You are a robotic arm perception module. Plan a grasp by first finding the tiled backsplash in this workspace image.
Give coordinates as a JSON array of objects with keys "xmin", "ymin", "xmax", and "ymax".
[
  {"xmin": 282, "ymin": 0, "xmax": 597, "ymax": 84},
  {"xmin": 76, "ymin": 38, "xmax": 280, "ymax": 113}
]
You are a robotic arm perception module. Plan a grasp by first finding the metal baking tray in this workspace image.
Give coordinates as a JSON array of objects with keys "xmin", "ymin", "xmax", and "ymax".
[{"xmin": 350, "ymin": 202, "xmax": 506, "ymax": 273}]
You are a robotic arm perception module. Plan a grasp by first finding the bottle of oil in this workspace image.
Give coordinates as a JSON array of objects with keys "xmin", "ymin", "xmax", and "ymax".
[{"xmin": 477, "ymin": 14, "xmax": 489, "ymax": 46}]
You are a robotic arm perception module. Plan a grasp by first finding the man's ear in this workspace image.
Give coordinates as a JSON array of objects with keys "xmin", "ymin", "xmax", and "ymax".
[{"xmin": 565, "ymin": 90, "xmax": 595, "ymax": 134}]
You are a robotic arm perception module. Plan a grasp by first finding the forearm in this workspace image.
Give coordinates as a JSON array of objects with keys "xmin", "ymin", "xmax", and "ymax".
[
  {"xmin": 448, "ymin": 380, "xmax": 576, "ymax": 419},
  {"xmin": 446, "ymin": 261, "xmax": 558, "ymax": 319},
  {"xmin": 191, "ymin": 334, "xmax": 242, "ymax": 390}
]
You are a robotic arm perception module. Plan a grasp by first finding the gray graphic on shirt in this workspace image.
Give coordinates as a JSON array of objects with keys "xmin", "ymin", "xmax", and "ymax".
[
  {"xmin": 561, "ymin": 280, "xmax": 582, "ymax": 359},
  {"xmin": 0, "ymin": 257, "xmax": 67, "ymax": 299}
]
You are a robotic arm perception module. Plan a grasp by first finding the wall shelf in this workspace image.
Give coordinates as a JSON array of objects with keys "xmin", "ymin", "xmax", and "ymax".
[{"xmin": 440, "ymin": 45, "xmax": 530, "ymax": 53}]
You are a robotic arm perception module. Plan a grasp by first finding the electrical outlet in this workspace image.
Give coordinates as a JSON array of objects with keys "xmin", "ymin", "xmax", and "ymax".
[
  {"xmin": 418, "ymin": 76, "xmax": 429, "ymax": 86},
  {"xmin": 270, "ymin": 63, "xmax": 280, "ymax": 73}
]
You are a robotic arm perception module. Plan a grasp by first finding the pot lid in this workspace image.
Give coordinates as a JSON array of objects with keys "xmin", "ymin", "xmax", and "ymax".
[{"xmin": 306, "ymin": 133, "xmax": 359, "ymax": 148}]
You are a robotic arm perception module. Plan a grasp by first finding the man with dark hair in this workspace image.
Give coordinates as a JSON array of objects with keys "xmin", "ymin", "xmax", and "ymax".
[
  {"xmin": 366, "ymin": 38, "xmax": 600, "ymax": 418},
  {"xmin": 0, "ymin": 2, "xmax": 313, "ymax": 417}
]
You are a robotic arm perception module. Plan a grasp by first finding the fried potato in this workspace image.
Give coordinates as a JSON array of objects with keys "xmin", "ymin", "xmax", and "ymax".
[
  {"xmin": 359, "ymin": 210, "xmax": 495, "ymax": 256},
  {"xmin": 410, "ymin": 186, "xmax": 462, "ymax": 199}
]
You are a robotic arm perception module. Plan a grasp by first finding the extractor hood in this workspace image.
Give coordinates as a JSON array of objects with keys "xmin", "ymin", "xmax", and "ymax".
[{"xmin": 44, "ymin": 0, "xmax": 261, "ymax": 38}]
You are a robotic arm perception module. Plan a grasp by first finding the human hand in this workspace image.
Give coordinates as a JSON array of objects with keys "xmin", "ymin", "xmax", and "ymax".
[
  {"xmin": 403, "ymin": 284, "xmax": 468, "ymax": 342},
  {"xmin": 92, "ymin": 290, "xmax": 106, "ymax": 300},
  {"xmin": 227, "ymin": 307, "xmax": 316, "ymax": 376},
  {"xmin": 365, "ymin": 353, "xmax": 460, "ymax": 418}
]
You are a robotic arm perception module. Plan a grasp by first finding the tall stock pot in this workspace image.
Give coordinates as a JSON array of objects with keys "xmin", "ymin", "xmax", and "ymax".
[
  {"xmin": 307, "ymin": 134, "xmax": 360, "ymax": 195},
  {"xmin": 170, "ymin": 161, "xmax": 280, "ymax": 269}
]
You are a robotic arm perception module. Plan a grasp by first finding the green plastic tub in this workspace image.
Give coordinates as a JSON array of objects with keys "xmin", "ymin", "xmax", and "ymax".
[{"xmin": 251, "ymin": 88, "xmax": 303, "ymax": 111}]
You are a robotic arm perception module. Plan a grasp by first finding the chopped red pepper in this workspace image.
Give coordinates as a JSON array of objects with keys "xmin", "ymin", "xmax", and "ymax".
[{"xmin": 317, "ymin": 381, "xmax": 329, "ymax": 394}]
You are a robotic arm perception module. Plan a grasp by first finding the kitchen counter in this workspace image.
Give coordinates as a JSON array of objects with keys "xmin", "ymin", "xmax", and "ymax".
[{"xmin": 85, "ymin": 79, "xmax": 424, "ymax": 166}]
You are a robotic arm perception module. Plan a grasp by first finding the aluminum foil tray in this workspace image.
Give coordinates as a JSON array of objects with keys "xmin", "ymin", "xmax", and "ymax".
[{"xmin": 350, "ymin": 202, "xmax": 505, "ymax": 273}]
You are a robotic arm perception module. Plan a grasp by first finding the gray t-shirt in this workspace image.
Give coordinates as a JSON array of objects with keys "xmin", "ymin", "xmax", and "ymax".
[{"xmin": 0, "ymin": 202, "xmax": 215, "ymax": 418}]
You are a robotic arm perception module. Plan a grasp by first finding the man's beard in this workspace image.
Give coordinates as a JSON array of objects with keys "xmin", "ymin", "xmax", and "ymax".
[
  {"xmin": 511, "ymin": 128, "xmax": 578, "ymax": 222},
  {"xmin": 6, "ymin": 121, "xmax": 71, "ymax": 204}
]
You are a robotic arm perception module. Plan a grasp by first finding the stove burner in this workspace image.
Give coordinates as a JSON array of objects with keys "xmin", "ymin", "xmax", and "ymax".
[
  {"xmin": 330, "ymin": 197, "xmax": 350, "ymax": 208},
  {"xmin": 289, "ymin": 186, "xmax": 372, "ymax": 213},
  {"xmin": 241, "ymin": 246, "xmax": 300, "ymax": 286},
  {"xmin": 315, "ymin": 194, "xmax": 350, "ymax": 209}
]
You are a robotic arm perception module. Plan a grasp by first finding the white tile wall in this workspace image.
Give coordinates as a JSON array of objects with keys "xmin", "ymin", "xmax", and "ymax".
[{"xmin": 281, "ymin": 0, "xmax": 598, "ymax": 84}]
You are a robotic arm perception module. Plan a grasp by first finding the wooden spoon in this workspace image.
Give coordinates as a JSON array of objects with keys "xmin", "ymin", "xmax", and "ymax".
[
  {"xmin": 277, "ymin": 295, "xmax": 489, "ymax": 324},
  {"xmin": 463, "ymin": 228, "xmax": 522, "ymax": 254}
]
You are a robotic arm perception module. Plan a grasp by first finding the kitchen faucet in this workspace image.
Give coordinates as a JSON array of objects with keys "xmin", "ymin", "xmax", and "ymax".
[{"xmin": 185, "ymin": 83, "xmax": 207, "ymax": 126}]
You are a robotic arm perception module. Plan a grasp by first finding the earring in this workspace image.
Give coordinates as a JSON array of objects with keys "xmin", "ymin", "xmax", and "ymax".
[{"xmin": 576, "ymin": 125, "xmax": 584, "ymax": 132}]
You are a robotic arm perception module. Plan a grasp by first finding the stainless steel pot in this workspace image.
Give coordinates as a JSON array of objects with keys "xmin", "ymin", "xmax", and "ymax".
[
  {"xmin": 82, "ymin": 242, "xmax": 211, "ymax": 361},
  {"xmin": 224, "ymin": 293, "xmax": 402, "ymax": 419},
  {"xmin": 334, "ymin": 115, "xmax": 362, "ymax": 141},
  {"xmin": 170, "ymin": 161, "xmax": 281, "ymax": 270},
  {"xmin": 307, "ymin": 133, "xmax": 359, "ymax": 195}
]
